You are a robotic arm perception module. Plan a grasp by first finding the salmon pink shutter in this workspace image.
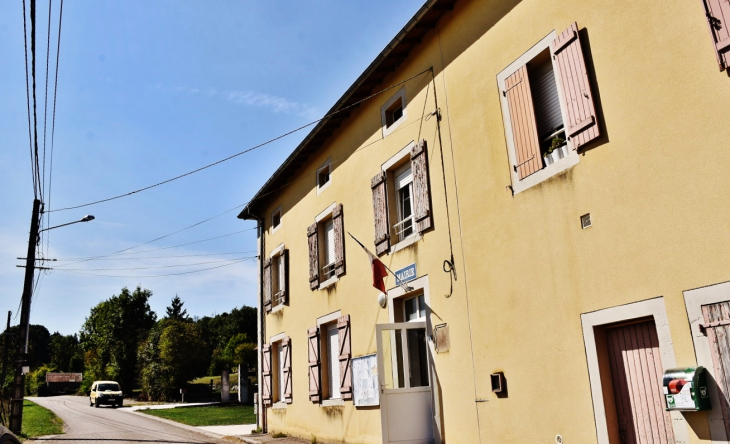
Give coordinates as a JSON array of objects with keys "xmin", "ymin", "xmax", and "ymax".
[
  {"xmin": 262, "ymin": 343, "xmax": 272, "ymax": 406},
  {"xmin": 371, "ymin": 171, "xmax": 390, "ymax": 255},
  {"xmin": 701, "ymin": 301, "xmax": 730, "ymax": 437},
  {"xmin": 551, "ymin": 22, "xmax": 599, "ymax": 150},
  {"xmin": 504, "ymin": 65, "xmax": 543, "ymax": 180},
  {"xmin": 307, "ymin": 223, "xmax": 319, "ymax": 290},
  {"xmin": 702, "ymin": 0, "xmax": 730, "ymax": 70},
  {"xmin": 337, "ymin": 315, "xmax": 353, "ymax": 401},
  {"xmin": 605, "ymin": 320, "xmax": 675, "ymax": 444},
  {"xmin": 411, "ymin": 140, "xmax": 432, "ymax": 233},
  {"xmin": 282, "ymin": 337, "xmax": 293, "ymax": 404},
  {"xmin": 263, "ymin": 259, "xmax": 272, "ymax": 313},
  {"xmin": 332, "ymin": 204, "xmax": 346, "ymax": 277},
  {"xmin": 307, "ymin": 327, "xmax": 321, "ymax": 402}
]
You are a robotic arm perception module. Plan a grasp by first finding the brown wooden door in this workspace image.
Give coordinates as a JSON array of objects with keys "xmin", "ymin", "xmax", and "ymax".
[
  {"xmin": 605, "ymin": 320, "xmax": 675, "ymax": 444},
  {"xmin": 701, "ymin": 301, "xmax": 730, "ymax": 438}
]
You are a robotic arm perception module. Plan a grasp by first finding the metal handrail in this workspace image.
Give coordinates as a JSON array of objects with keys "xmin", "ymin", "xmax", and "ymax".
[
  {"xmin": 393, "ymin": 216, "xmax": 414, "ymax": 238},
  {"xmin": 321, "ymin": 262, "xmax": 336, "ymax": 279}
]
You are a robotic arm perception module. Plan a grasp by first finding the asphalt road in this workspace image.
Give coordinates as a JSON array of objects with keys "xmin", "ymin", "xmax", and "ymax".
[{"xmin": 26, "ymin": 396, "xmax": 228, "ymax": 444}]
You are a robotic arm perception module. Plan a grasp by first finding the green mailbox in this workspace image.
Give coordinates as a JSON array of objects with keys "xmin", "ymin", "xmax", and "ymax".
[{"xmin": 662, "ymin": 367, "xmax": 711, "ymax": 411}]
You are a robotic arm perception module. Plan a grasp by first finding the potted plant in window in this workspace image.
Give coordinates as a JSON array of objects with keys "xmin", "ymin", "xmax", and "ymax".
[{"xmin": 543, "ymin": 136, "xmax": 567, "ymax": 166}]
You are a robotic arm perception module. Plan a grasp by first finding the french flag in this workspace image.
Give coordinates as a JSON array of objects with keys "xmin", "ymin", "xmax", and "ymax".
[{"xmin": 348, "ymin": 232, "xmax": 389, "ymax": 293}]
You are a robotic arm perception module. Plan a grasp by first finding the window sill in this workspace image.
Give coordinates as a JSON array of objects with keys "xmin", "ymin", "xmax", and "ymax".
[
  {"xmin": 320, "ymin": 398, "xmax": 344, "ymax": 407},
  {"xmin": 270, "ymin": 304, "xmax": 285, "ymax": 314},
  {"xmin": 319, "ymin": 275, "xmax": 339, "ymax": 290},
  {"xmin": 390, "ymin": 233, "xmax": 422, "ymax": 254},
  {"xmin": 511, "ymin": 154, "xmax": 579, "ymax": 195},
  {"xmin": 272, "ymin": 402, "xmax": 287, "ymax": 410}
]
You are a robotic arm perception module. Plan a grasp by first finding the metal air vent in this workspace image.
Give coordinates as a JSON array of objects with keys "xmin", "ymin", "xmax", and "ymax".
[{"xmin": 580, "ymin": 213, "xmax": 592, "ymax": 229}]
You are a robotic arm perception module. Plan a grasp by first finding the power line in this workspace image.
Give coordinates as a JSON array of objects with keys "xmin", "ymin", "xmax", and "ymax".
[
  {"xmin": 22, "ymin": 0, "xmax": 37, "ymax": 198},
  {"xmin": 56, "ymin": 258, "xmax": 249, "ymax": 278},
  {"xmin": 49, "ymin": 68, "xmax": 431, "ymax": 213},
  {"xmin": 53, "ymin": 227, "xmax": 256, "ymax": 268},
  {"xmin": 30, "ymin": 0, "xmax": 43, "ymax": 201},
  {"xmin": 54, "ymin": 250, "xmax": 256, "ymax": 262},
  {"xmin": 41, "ymin": 0, "xmax": 52, "ymax": 198},
  {"xmin": 58, "ymin": 256, "xmax": 255, "ymax": 272}
]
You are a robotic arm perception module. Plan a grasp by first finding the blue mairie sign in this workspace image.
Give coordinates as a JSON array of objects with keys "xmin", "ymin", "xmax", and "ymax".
[{"xmin": 395, "ymin": 263, "xmax": 417, "ymax": 286}]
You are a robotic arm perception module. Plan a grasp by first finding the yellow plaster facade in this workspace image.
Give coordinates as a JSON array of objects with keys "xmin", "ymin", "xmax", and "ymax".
[{"xmin": 241, "ymin": 0, "xmax": 730, "ymax": 442}]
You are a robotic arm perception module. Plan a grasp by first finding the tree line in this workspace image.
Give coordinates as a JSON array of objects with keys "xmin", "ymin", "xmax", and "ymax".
[{"xmin": 0, "ymin": 286, "xmax": 257, "ymax": 402}]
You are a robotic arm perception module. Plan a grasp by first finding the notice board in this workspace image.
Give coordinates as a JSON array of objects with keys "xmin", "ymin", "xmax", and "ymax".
[{"xmin": 352, "ymin": 353, "xmax": 379, "ymax": 407}]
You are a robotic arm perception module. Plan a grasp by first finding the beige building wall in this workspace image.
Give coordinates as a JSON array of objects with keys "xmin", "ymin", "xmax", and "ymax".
[{"xmin": 246, "ymin": 0, "xmax": 730, "ymax": 442}]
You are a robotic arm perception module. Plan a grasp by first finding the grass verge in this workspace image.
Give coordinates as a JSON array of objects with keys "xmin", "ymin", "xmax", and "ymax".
[
  {"xmin": 141, "ymin": 404, "xmax": 255, "ymax": 426},
  {"xmin": 20, "ymin": 400, "xmax": 64, "ymax": 440}
]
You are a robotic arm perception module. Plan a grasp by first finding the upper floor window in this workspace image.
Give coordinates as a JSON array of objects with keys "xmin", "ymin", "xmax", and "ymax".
[
  {"xmin": 264, "ymin": 244, "xmax": 288, "ymax": 314},
  {"xmin": 371, "ymin": 140, "xmax": 432, "ymax": 255},
  {"xmin": 307, "ymin": 203, "xmax": 346, "ymax": 290},
  {"xmin": 316, "ymin": 158, "xmax": 332, "ymax": 195},
  {"xmin": 498, "ymin": 22, "xmax": 600, "ymax": 194},
  {"xmin": 271, "ymin": 206, "xmax": 282, "ymax": 232},
  {"xmin": 381, "ymin": 87, "xmax": 407, "ymax": 137}
]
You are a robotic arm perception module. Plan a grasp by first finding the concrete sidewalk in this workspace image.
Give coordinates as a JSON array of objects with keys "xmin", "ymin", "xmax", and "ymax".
[
  {"xmin": 198, "ymin": 424, "xmax": 257, "ymax": 436},
  {"xmin": 128, "ymin": 401, "xmax": 219, "ymax": 411},
  {"xmin": 234, "ymin": 434, "xmax": 308, "ymax": 444}
]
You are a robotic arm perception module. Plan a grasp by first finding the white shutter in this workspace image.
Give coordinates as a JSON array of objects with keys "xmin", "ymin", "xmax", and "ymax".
[
  {"xmin": 394, "ymin": 163, "xmax": 413, "ymax": 190},
  {"xmin": 278, "ymin": 343, "xmax": 286, "ymax": 402},
  {"xmin": 531, "ymin": 63, "xmax": 563, "ymax": 138},
  {"xmin": 327, "ymin": 323, "xmax": 341, "ymax": 399},
  {"xmin": 324, "ymin": 219, "xmax": 335, "ymax": 267}
]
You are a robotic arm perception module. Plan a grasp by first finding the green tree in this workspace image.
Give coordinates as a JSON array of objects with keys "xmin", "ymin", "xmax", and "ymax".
[
  {"xmin": 49, "ymin": 333, "xmax": 83, "ymax": 373},
  {"xmin": 165, "ymin": 295, "xmax": 189, "ymax": 321},
  {"xmin": 79, "ymin": 286, "xmax": 156, "ymax": 392},
  {"xmin": 197, "ymin": 306, "xmax": 256, "ymax": 375}
]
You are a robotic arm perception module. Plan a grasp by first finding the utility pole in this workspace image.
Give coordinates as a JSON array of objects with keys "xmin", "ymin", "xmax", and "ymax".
[
  {"xmin": 1, "ymin": 311, "xmax": 11, "ymax": 426},
  {"xmin": 9, "ymin": 199, "xmax": 41, "ymax": 433}
]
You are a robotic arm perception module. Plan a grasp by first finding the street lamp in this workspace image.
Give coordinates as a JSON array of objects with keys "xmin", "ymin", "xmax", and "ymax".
[{"xmin": 39, "ymin": 215, "xmax": 95, "ymax": 232}]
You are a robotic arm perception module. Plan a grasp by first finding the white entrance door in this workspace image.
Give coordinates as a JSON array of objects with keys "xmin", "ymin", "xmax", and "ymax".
[{"xmin": 376, "ymin": 322, "xmax": 434, "ymax": 444}]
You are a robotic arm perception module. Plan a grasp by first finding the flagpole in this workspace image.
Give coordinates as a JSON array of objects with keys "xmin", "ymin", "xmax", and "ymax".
[{"xmin": 347, "ymin": 232, "xmax": 413, "ymax": 291}]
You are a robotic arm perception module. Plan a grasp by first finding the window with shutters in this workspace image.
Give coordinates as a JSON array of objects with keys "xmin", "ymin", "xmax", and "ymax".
[
  {"xmin": 309, "ymin": 203, "xmax": 346, "ymax": 290},
  {"xmin": 498, "ymin": 24, "xmax": 600, "ymax": 195},
  {"xmin": 314, "ymin": 312, "xmax": 352, "ymax": 405},
  {"xmin": 372, "ymin": 141, "xmax": 432, "ymax": 255},
  {"xmin": 267, "ymin": 244, "xmax": 288, "ymax": 313},
  {"xmin": 269, "ymin": 335, "xmax": 292, "ymax": 407},
  {"xmin": 381, "ymin": 87, "xmax": 408, "ymax": 137}
]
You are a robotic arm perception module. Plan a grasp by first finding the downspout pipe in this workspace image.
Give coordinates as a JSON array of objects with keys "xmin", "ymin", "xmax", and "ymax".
[{"xmin": 238, "ymin": 208, "xmax": 266, "ymax": 432}]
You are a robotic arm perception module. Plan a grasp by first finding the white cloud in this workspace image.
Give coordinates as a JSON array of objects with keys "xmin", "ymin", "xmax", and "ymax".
[{"xmin": 155, "ymin": 84, "xmax": 318, "ymax": 119}]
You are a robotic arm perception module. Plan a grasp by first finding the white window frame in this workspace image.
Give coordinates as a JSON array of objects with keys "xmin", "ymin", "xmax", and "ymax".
[
  {"xmin": 403, "ymin": 293, "xmax": 426, "ymax": 323},
  {"xmin": 269, "ymin": 243, "xmax": 286, "ymax": 312},
  {"xmin": 580, "ymin": 297, "xmax": 690, "ymax": 444},
  {"xmin": 316, "ymin": 158, "xmax": 332, "ymax": 195},
  {"xmin": 271, "ymin": 206, "xmax": 282, "ymax": 233},
  {"xmin": 381, "ymin": 87, "xmax": 407, "ymax": 137},
  {"xmin": 683, "ymin": 281, "xmax": 730, "ymax": 443},
  {"xmin": 393, "ymin": 163, "xmax": 415, "ymax": 243},
  {"xmin": 316, "ymin": 310, "xmax": 345, "ymax": 407},
  {"xmin": 269, "ymin": 332, "xmax": 287, "ymax": 409},
  {"xmin": 497, "ymin": 31, "xmax": 580, "ymax": 195},
  {"xmin": 315, "ymin": 203, "xmax": 338, "ymax": 289},
  {"xmin": 381, "ymin": 142, "xmax": 422, "ymax": 254}
]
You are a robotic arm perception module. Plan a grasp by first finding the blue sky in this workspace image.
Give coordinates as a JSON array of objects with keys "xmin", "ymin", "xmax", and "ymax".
[{"xmin": 0, "ymin": 1, "xmax": 425, "ymax": 335}]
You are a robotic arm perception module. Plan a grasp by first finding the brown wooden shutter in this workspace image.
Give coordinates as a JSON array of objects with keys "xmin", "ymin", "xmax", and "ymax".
[
  {"xmin": 701, "ymin": 301, "xmax": 730, "ymax": 437},
  {"xmin": 411, "ymin": 140, "xmax": 432, "ymax": 233},
  {"xmin": 262, "ymin": 343, "xmax": 272, "ymax": 406},
  {"xmin": 307, "ymin": 223, "xmax": 319, "ymax": 290},
  {"xmin": 263, "ymin": 258, "xmax": 272, "ymax": 313},
  {"xmin": 702, "ymin": 0, "xmax": 730, "ymax": 71},
  {"xmin": 551, "ymin": 22, "xmax": 599, "ymax": 150},
  {"xmin": 282, "ymin": 337, "xmax": 293, "ymax": 404},
  {"xmin": 307, "ymin": 327, "xmax": 321, "ymax": 402},
  {"xmin": 337, "ymin": 315, "xmax": 352, "ymax": 401},
  {"xmin": 282, "ymin": 250, "xmax": 289, "ymax": 305},
  {"xmin": 371, "ymin": 171, "xmax": 390, "ymax": 255},
  {"xmin": 504, "ymin": 65, "xmax": 542, "ymax": 179},
  {"xmin": 332, "ymin": 204, "xmax": 346, "ymax": 277}
]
